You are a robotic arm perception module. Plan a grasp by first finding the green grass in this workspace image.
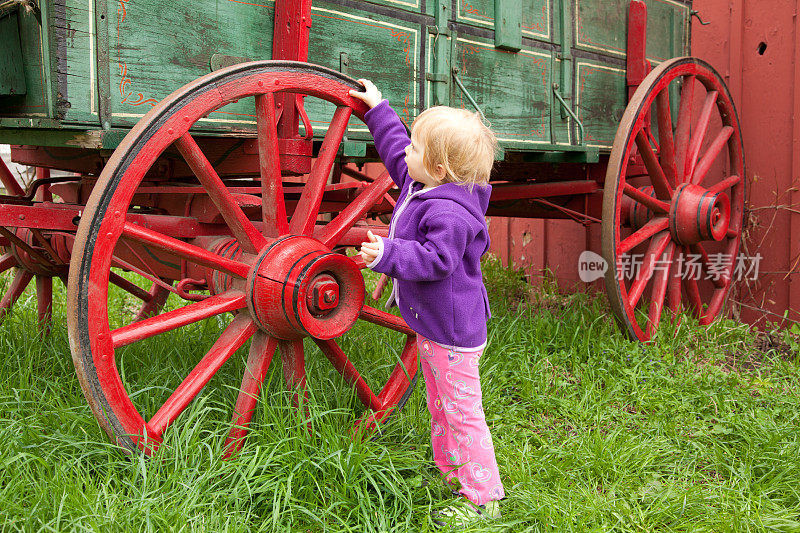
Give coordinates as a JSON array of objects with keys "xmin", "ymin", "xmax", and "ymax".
[{"xmin": 1, "ymin": 257, "xmax": 799, "ymax": 532}]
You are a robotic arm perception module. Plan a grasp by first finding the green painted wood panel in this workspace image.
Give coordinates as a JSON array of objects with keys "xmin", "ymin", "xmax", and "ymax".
[
  {"xmin": 575, "ymin": 59, "xmax": 627, "ymax": 148},
  {"xmin": 456, "ymin": 0, "xmax": 553, "ymax": 42},
  {"xmin": 0, "ymin": 13, "xmax": 27, "ymax": 96},
  {"xmin": 308, "ymin": 1, "xmax": 421, "ymax": 134},
  {"xmin": 362, "ymin": 0, "xmax": 423, "ymax": 14},
  {"xmin": 0, "ymin": 7, "xmax": 49, "ymax": 118},
  {"xmin": 445, "ymin": 35, "xmax": 559, "ymax": 148},
  {"xmin": 108, "ymin": 0, "xmax": 275, "ymax": 130},
  {"xmin": 576, "ymin": 0, "xmax": 689, "ymax": 61},
  {"xmin": 59, "ymin": 0, "xmax": 98, "ymax": 125}
]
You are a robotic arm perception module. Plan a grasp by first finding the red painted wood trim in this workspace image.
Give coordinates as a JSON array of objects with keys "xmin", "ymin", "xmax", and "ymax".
[{"xmin": 791, "ymin": 2, "xmax": 800, "ymax": 322}]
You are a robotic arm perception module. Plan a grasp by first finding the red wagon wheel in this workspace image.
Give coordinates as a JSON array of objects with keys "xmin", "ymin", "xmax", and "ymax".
[
  {"xmin": 67, "ymin": 61, "xmax": 418, "ymax": 455},
  {"xmin": 602, "ymin": 57, "xmax": 745, "ymax": 342}
]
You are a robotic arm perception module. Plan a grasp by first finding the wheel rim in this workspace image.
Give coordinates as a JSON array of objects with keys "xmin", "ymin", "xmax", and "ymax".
[
  {"xmin": 602, "ymin": 57, "xmax": 745, "ymax": 342},
  {"xmin": 67, "ymin": 61, "xmax": 418, "ymax": 455}
]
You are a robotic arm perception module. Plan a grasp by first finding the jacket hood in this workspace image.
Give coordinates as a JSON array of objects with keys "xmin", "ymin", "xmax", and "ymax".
[{"xmin": 413, "ymin": 181, "xmax": 491, "ymax": 225}]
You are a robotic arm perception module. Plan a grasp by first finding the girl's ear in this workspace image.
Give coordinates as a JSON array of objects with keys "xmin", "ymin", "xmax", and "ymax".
[{"xmin": 435, "ymin": 164, "xmax": 447, "ymax": 181}]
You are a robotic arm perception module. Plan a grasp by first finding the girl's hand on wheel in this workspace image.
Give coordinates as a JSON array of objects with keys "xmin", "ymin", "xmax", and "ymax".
[{"xmin": 349, "ymin": 79, "xmax": 383, "ymax": 109}]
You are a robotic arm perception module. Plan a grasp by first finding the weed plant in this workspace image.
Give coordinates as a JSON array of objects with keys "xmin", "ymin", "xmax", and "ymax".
[{"xmin": 1, "ymin": 256, "xmax": 798, "ymax": 532}]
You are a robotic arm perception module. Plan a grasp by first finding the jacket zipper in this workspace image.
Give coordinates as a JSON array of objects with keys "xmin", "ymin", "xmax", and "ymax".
[{"xmin": 385, "ymin": 183, "xmax": 432, "ymax": 308}]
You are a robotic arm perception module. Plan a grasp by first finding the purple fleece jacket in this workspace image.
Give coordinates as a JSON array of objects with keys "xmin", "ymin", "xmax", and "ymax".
[{"xmin": 364, "ymin": 101, "xmax": 492, "ymax": 349}]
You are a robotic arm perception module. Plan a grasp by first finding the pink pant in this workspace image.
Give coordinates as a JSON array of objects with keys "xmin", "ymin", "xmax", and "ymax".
[{"xmin": 418, "ymin": 335, "xmax": 505, "ymax": 505}]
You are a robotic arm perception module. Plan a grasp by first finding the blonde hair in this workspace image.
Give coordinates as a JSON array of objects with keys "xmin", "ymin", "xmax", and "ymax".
[{"xmin": 411, "ymin": 106, "xmax": 497, "ymax": 187}]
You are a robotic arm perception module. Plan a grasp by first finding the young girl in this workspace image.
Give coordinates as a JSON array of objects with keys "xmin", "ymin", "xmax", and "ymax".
[{"xmin": 350, "ymin": 79, "xmax": 505, "ymax": 526}]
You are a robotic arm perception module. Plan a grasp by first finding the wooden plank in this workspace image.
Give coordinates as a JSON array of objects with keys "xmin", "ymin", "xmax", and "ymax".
[
  {"xmin": 108, "ymin": 0, "xmax": 276, "ymax": 128},
  {"xmin": 0, "ymin": 13, "xmax": 27, "ymax": 96},
  {"xmin": 791, "ymin": 0, "xmax": 800, "ymax": 323},
  {"xmin": 310, "ymin": 1, "xmax": 420, "ymax": 129},
  {"xmin": 575, "ymin": 59, "xmax": 627, "ymax": 149},
  {"xmin": 456, "ymin": 0, "xmax": 552, "ymax": 42},
  {"xmin": 575, "ymin": 0, "xmax": 689, "ymax": 61},
  {"xmin": 363, "ymin": 0, "xmax": 423, "ymax": 14},
  {"xmin": 1, "ymin": 5, "xmax": 48, "ymax": 118},
  {"xmin": 56, "ymin": 1, "xmax": 96, "ymax": 125},
  {"xmin": 494, "ymin": 0, "xmax": 523, "ymax": 52},
  {"xmin": 448, "ymin": 34, "xmax": 552, "ymax": 147}
]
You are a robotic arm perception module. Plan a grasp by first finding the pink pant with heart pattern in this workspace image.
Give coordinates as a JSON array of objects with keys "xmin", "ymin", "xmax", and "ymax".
[{"xmin": 417, "ymin": 335, "xmax": 505, "ymax": 506}]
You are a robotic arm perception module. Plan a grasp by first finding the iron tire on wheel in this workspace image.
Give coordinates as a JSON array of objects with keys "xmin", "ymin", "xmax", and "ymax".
[
  {"xmin": 67, "ymin": 61, "xmax": 418, "ymax": 455},
  {"xmin": 602, "ymin": 57, "xmax": 745, "ymax": 342}
]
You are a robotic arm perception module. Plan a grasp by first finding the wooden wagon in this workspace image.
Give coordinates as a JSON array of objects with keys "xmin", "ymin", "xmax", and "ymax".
[{"xmin": 0, "ymin": 0, "xmax": 744, "ymax": 454}]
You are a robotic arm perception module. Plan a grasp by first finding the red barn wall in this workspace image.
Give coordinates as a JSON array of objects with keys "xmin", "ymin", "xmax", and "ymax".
[{"xmin": 490, "ymin": 0, "xmax": 800, "ymax": 327}]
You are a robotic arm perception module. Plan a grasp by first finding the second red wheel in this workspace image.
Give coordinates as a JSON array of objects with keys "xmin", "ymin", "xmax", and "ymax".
[{"xmin": 602, "ymin": 57, "xmax": 746, "ymax": 342}]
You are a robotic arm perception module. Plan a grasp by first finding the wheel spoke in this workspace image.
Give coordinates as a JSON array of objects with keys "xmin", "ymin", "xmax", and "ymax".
[
  {"xmin": 0, "ymin": 156, "xmax": 25, "ymax": 196},
  {"xmin": 646, "ymin": 241, "xmax": 675, "ymax": 337},
  {"xmin": 628, "ymin": 231, "xmax": 671, "ymax": 308},
  {"xmin": 618, "ymin": 217, "xmax": 669, "ymax": 255},
  {"xmin": 255, "ymin": 93, "xmax": 289, "ymax": 237},
  {"xmin": 318, "ymin": 172, "xmax": 394, "ymax": 249},
  {"xmin": 111, "ymin": 290, "xmax": 247, "ymax": 348},
  {"xmin": 36, "ymin": 275, "xmax": 53, "ymax": 331},
  {"xmin": 109, "ymin": 271, "xmax": 153, "ymax": 302},
  {"xmin": 701, "ymin": 287, "xmax": 728, "ymax": 325},
  {"xmin": 690, "ymin": 243, "xmax": 726, "ymax": 288},
  {"xmin": 356, "ymin": 335, "xmax": 418, "ymax": 431},
  {"xmin": 635, "ymin": 130, "xmax": 674, "ymax": 199},
  {"xmin": 0, "ymin": 253, "xmax": 17, "ymax": 274},
  {"xmin": 656, "ymin": 89, "xmax": 677, "ymax": 187},
  {"xmin": 691, "ymin": 126, "xmax": 733, "ymax": 186},
  {"xmin": 360, "ymin": 305, "xmax": 415, "ymax": 336},
  {"xmin": 290, "ymin": 106, "xmax": 352, "ymax": 235},
  {"xmin": 709, "ymin": 174, "xmax": 741, "ymax": 194},
  {"xmin": 279, "ymin": 340, "xmax": 308, "ymax": 408},
  {"xmin": 667, "ymin": 246, "xmax": 683, "ymax": 314},
  {"xmin": 0, "ymin": 269, "xmax": 32, "ymax": 322},
  {"xmin": 148, "ymin": 314, "xmax": 256, "ymax": 437},
  {"xmin": 31, "ymin": 230, "xmax": 63, "ymax": 265},
  {"xmin": 175, "ymin": 133, "xmax": 267, "ymax": 253},
  {"xmin": 683, "ymin": 276, "xmax": 704, "ymax": 318},
  {"xmin": 121, "ymin": 221, "xmax": 250, "ymax": 279},
  {"xmin": 684, "ymin": 90, "xmax": 719, "ymax": 180},
  {"xmin": 313, "ymin": 338, "xmax": 383, "ymax": 412},
  {"xmin": 623, "ymin": 183, "xmax": 670, "ymax": 214},
  {"xmin": 223, "ymin": 331, "xmax": 278, "ymax": 457},
  {"xmin": 134, "ymin": 283, "xmax": 172, "ymax": 322},
  {"xmin": 674, "ymin": 75, "xmax": 696, "ymax": 183}
]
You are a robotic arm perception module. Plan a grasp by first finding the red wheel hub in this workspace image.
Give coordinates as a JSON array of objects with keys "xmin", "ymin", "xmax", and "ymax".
[
  {"xmin": 669, "ymin": 183, "xmax": 731, "ymax": 245},
  {"xmin": 621, "ymin": 185, "xmax": 657, "ymax": 230},
  {"xmin": 10, "ymin": 227, "xmax": 67, "ymax": 276},
  {"xmin": 246, "ymin": 235, "xmax": 364, "ymax": 340}
]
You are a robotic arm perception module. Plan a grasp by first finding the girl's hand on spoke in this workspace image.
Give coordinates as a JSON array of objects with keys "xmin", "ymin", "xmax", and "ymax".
[{"xmin": 359, "ymin": 230, "xmax": 380, "ymax": 264}]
